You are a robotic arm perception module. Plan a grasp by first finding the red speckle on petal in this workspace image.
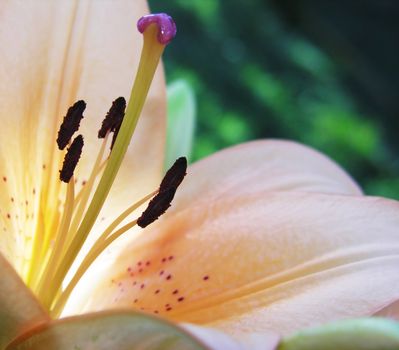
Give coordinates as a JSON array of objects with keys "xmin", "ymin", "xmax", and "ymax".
[
  {"xmin": 166, "ymin": 274, "xmax": 172, "ymax": 280},
  {"xmin": 168, "ymin": 255, "xmax": 174, "ymax": 261},
  {"xmin": 140, "ymin": 283, "xmax": 145, "ymax": 289},
  {"xmin": 146, "ymin": 261, "xmax": 151, "ymax": 266},
  {"xmin": 155, "ymin": 289, "xmax": 160, "ymax": 294},
  {"xmin": 159, "ymin": 270, "xmax": 164, "ymax": 276},
  {"xmin": 172, "ymin": 289, "xmax": 178, "ymax": 295},
  {"xmin": 203, "ymin": 275, "xmax": 209, "ymax": 281},
  {"xmin": 2, "ymin": 176, "xmax": 7, "ymax": 182},
  {"xmin": 177, "ymin": 297, "xmax": 185, "ymax": 302}
]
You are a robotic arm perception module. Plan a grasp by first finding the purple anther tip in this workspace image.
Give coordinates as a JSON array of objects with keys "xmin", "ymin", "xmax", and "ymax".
[{"xmin": 137, "ymin": 13, "xmax": 176, "ymax": 45}]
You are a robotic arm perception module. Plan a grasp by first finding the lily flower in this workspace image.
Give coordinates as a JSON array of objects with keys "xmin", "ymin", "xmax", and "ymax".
[{"xmin": 1, "ymin": 1, "xmax": 399, "ymax": 349}]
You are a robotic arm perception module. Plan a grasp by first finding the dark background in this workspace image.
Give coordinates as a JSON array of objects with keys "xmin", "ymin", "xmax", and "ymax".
[{"xmin": 150, "ymin": 0, "xmax": 399, "ymax": 199}]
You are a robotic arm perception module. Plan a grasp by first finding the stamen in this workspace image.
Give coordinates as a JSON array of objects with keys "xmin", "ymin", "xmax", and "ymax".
[
  {"xmin": 36, "ymin": 132, "xmax": 108, "ymax": 305},
  {"xmin": 65, "ymin": 135, "xmax": 110, "ymax": 250},
  {"xmin": 90, "ymin": 190, "xmax": 157, "ymax": 248},
  {"xmin": 47, "ymin": 13, "xmax": 177, "ymax": 311},
  {"xmin": 98, "ymin": 97, "xmax": 126, "ymax": 138},
  {"xmin": 35, "ymin": 177, "xmax": 75, "ymax": 308},
  {"xmin": 138, "ymin": 157, "xmax": 187, "ymax": 228},
  {"xmin": 51, "ymin": 157, "xmax": 187, "ymax": 313},
  {"xmin": 73, "ymin": 159, "xmax": 107, "ymax": 208},
  {"xmin": 59, "ymin": 135, "xmax": 84, "ymax": 183},
  {"xmin": 159, "ymin": 157, "xmax": 187, "ymax": 192},
  {"xmin": 33, "ymin": 99, "xmax": 84, "ymax": 280},
  {"xmin": 137, "ymin": 188, "xmax": 176, "ymax": 228},
  {"xmin": 56, "ymin": 100, "xmax": 86, "ymax": 150},
  {"xmin": 51, "ymin": 191, "xmax": 156, "ymax": 317}
]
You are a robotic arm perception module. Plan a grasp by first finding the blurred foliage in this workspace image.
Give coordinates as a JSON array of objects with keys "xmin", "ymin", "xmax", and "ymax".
[{"xmin": 150, "ymin": 0, "xmax": 399, "ymax": 199}]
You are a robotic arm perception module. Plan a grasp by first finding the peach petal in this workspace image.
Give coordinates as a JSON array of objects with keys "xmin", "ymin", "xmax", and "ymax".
[
  {"xmin": 374, "ymin": 300, "xmax": 399, "ymax": 320},
  {"xmin": 170, "ymin": 140, "xmax": 362, "ymax": 215},
  {"xmin": 68, "ymin": 191, "xmax": 399, "ymax": 336}
]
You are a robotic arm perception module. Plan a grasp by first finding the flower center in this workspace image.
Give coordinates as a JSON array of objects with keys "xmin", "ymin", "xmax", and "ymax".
[{"xmin": 22, "ymin": 13, "xmax": 179, "ymax": 317}]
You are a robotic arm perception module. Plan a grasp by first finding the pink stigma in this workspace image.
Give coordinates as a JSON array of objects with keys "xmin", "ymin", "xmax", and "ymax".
[{"xmin": 137, "ymin": 13, "xmax": 176, "ymax": 45}]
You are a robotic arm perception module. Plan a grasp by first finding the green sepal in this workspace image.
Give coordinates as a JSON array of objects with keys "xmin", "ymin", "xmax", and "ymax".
[
  {"xmin": 6, "ymin": 310, "xmax": 207, "ymax": 350},
  {"xmin": 278, "ymin": 318, "xmax": 399, "ymax": 350},
  {"xmin": 0, "ymin": 254, "xmax": 49, "ymax": 349}
]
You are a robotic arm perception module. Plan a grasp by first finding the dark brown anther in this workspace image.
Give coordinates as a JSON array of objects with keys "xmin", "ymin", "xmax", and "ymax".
[
  {"xmin": 110, "ymin": 123, "xmax": 121, "ymax": 151},
  {"xmin": 159, "ymin": 157, "xmax": 187, "ymax": 192},
  {"xmin": 98, "ymin": 97, "xmax": 126, "ymax": 138},
  {"xmin": 137, "ymin": 188, "xmax": 176, "ymax": 228},
  {"xmin": 137, "ymin": 157, "xmax": 188, "ymax": 228},
  {"xmin": 59, "ymin": 135, "xmax": 84, "ymax": 183},
  {"xmin": 57, "ymin": 100, "xmax": 86, "ymax": 150}
]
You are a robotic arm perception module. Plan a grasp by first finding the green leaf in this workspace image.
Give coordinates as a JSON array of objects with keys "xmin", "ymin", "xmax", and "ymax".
[
  {"xmin": 278, "ymin": 318, "xmax": 399, "ymax": 350},
  {"xmin": 0, "ymin": 254, "xmax": 49, "ymax": 349},
  {"xmin": 165, "ymin": 79, "xmax": 196, "ymax": 169},
  {"xmin": 6, "ymin": 311, "xmax": 207, "ymax": 350}
]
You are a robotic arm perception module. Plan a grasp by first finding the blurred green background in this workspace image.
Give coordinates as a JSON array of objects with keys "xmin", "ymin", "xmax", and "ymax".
[{"xmin": 149, "ymin": 0, "xmax": 399, "ymax": 199}]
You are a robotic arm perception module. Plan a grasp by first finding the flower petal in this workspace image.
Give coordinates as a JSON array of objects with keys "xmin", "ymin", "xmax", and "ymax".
[
  {"xmin": 66, "ymin": 140, "xmax": 361, "ymax": 313},
  {"xmin": 0, "ymin": 0, "xmax": 165, "ymax": 269},
  {"xmin": 76, "ymin": 191, "xmax": 399, "ymax": 336},
  {"xmin": 169, "ymin": 140, "xmax": 361, "ymax": 215},
  {"xmin": 0, "ymin": 253, "xmax": 49, "ymax": 349},
  {"xmin": 374, "ymin": 300, "xmax": 399, "ymax": 320},
  {"xmin": 6, "ymin": 311, "xmax": 209, "ymax": 350},
  {"xmin": 183, "ymin": 324, "xmax": 280, "ymax": 350}
]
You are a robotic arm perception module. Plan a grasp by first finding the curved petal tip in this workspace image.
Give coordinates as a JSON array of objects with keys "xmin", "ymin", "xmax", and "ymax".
[{"xmin": 137, "ymin": 13, "xmax": 176, "ymax": 45}]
